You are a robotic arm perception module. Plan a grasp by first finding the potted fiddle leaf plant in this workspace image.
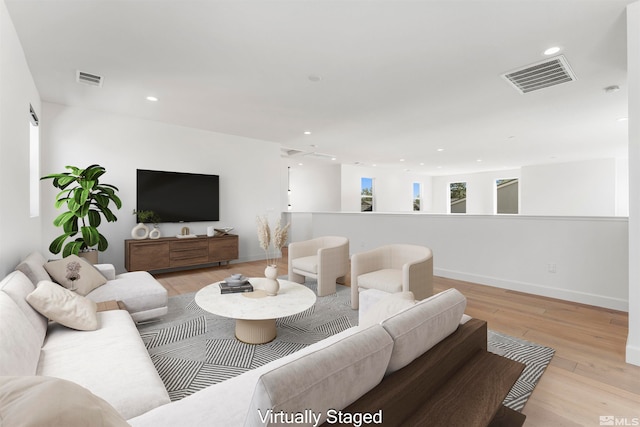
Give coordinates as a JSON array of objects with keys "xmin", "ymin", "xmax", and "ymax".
[{"xmin": 41, "ymin": 164, "xmax": 122, "ymax": 261}]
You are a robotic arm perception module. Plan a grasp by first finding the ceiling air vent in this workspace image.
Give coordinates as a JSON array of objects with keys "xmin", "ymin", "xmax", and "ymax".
[
  {"xmin": 502, "ymin": 55, "xmax": 576, "ymax": 94},
  {"xmin": 76, "ymin": 70, "xmax": 104, "ymax": 87}
]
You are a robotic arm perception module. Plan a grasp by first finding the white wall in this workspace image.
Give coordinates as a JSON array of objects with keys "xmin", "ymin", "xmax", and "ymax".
[
  {"xmin": 340, "ymin": 164, "xmax": 433, "ymax": 212},
  {"xmin": 521, "ymin": 159, "xmax": 617, "ymax": 216},
  {"xmin": 283, "ymin": 159, "xmax": 341, "ymax": 212},
  {"xmin": 41, "ymin": 103, "xmax": 282, "ymax": 272},
  {"xmin": 308, "ymin": 212, "xmax": 628, "ymax": 311},
  {"xmin": 0, "ymin": 0, "xmax": 41, "ymax": 275}
]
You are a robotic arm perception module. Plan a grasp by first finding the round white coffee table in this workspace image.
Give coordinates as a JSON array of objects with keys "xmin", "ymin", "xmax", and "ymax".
[{"xmin": 195, "ymin": 278, "xmax": 316, "ymax": 344}]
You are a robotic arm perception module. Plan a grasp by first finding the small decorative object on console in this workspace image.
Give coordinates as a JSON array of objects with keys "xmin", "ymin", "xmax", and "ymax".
[{"xmin": 214, "ymin": 227, "xmax": 234, "ymax": 237}]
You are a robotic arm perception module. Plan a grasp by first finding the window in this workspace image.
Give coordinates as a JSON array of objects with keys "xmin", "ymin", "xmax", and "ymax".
[
  {"xmin": 413, "ymin": 182, "xmax": 422, "ymax": 211},
  {"xmin": 361, "ymin": 177, "xmax": 374, "ymax": 212},
  {"xmin": 29, "ymin": 105, "xmax": 40, "ymax": 218},
  {"xmin": 496, "ymin": 178, "xmax": 519, "ymax": 214},
  {"xmin": 450, "ymin": 182, "xmax": 466, "ymax": 213}
]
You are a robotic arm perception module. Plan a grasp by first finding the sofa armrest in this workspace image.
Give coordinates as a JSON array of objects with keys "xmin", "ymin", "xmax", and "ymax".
[
  {"xmin": 94, "ymin": 264, "xmax": 116, "ymax": 280},
  {"xmin": 402, "ymin": 254, "xmax": 433, "ymax": 301}
]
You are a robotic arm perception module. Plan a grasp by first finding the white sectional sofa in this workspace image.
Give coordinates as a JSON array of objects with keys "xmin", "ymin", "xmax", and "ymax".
[
  {"xmin": 0, "ymin": 270, "xmax": 171, "ymax": 420},
  {"xmin": 0, "ymin": 254, "xmax": 523, "ymax": 426}
]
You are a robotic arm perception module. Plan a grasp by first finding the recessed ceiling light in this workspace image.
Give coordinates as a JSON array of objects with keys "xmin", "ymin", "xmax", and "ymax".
[
  {"xmin": 399, "ymin": 159, "xmax": 405, "ymax": 162},
  {"xmin": 331, "ymin": 157, "xmax": 337, "ymax": 161},
  {"xmin": 476, "ymin": 159, "xmax": 483, "ymax": 162},
  {"xmin": 146, "ymin": 96, "xmax": 158, "ymax": 102},
  {"xmin": 618, "ymin": 117, "xmax": 629, "ymax": 122},
  {"xmin": 437, "ymin": 148, "xmax": 444, "ymax": 152},
  {"xmin": 298, "ymin": 163, "xmax": 304, "ymax": 166},
  {"xmin": 304, "ymin": 131, "xmax": 312, "ymax": 135},
  {"xmin": 419, "ymin": 162, "xmax": 425, "ymax": 166},
  {"xmin": 544, "ymin": 46, "xmax": 561, "ymax": 55}
]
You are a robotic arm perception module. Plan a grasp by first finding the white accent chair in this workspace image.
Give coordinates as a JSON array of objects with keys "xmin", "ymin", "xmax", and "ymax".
[
  {"xmin": 288, "ymin": 236, "xmax": 349, "ymax": 297},
  {"xmin": 350, "ymin": 244, "xmax": 433, "ymax": 309}
]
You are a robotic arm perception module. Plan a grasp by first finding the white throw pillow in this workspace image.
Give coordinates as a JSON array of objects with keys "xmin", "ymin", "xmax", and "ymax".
[
  {"xmin": 0, "ymin": 376, "xmax": 129, "ymax": 427},
  {"xmin": 244, "ymin": 324, "xmax": 394, "ymax": 427},
  {"xmin": 359, "ymin": 291, "xmax": 416, "ymax": 328},
  {"xmin": 44, "ymin": 254, "xmax": 107, "ymax": 296},
  {"xmin": 26, "ymin": 280, "xmax": 99, "ymax": 331}
]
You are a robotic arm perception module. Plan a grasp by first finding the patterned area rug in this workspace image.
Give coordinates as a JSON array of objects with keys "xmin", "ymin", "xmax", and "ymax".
[{"xmin": 137, "ymin": 281, "xmax": 554, "ymax": 411}]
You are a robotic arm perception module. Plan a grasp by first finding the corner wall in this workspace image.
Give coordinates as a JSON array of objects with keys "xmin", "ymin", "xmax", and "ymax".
[
  {"xmin": 626, "ymin": 0, "xmax": 640, "ymax": 366},
  {"xmin": 0, "ymin": 0, "xmax": 41, "ymax": 275}
]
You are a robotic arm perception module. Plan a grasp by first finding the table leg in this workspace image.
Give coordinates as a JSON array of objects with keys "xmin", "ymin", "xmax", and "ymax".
[{"xmin": 235, "ymin": 318, "xmax": 277, "ymax": 344}]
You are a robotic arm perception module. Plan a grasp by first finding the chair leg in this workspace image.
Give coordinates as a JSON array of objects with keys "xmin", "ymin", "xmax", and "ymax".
[
  {"xmin": 288, "ymin": 270, "xmax": 305, "ymax": 284},
  {"xmin": 317, "ymin": 275, "xmax": 337, "ymax": 297}
]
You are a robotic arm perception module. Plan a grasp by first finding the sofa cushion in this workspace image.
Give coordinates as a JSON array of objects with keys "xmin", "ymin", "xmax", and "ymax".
[
  {"xmin": 291, "ymin": 255, "xmax": 318, "ymax": 274},
  {"xmin": 44, "ymin": 255, "xmax": 107, "ymax": 296},
  {"xmin": 0, "ymin": 270, "xmax": 47, "ymax": 340},
  {"xmin": 359, "ymin": 291, "xmax": 416, "ymax": 328},
  {"xmin": 0, "ymin": 292, "xmax": 42, "ymax": 376},
  {"xmin": 38, "ymin": 310, "xmax": 171, "ymax": 419},
  {"xmin": 0, "ymin": 376, "xmax": 129, "ymax": 427},
  {"xmin": 15, "ymin": 251, "xmax": 51, "ymax": 285},
  {"xmin": 244, "ymin": 324, "xmax": 393, "ymax": 427},
  {"xmin": 27, "ymin": 280, "xmax": 98, "ymax": 331},
  {"xmin": 357, "ymin": 268, "xmax": 402, "ymax": 293},
  {"xmin": 86, "ymin": 271, "xmax": 168, "ymax": 321},
  {"xmin": 381, "ymin": 288, "xmax": 467, "ymax": 375}
]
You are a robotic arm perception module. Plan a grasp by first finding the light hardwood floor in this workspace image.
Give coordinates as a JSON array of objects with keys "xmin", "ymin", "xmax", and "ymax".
[{"xmin": 153, "ymin": 259, "xmax": 640, "ymax": 426}]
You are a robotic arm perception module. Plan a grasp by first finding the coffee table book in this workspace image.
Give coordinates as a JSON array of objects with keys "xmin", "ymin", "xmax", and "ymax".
[{"xmin": 219, "ymin": 282, "xmax": 254, "ymax": 294}]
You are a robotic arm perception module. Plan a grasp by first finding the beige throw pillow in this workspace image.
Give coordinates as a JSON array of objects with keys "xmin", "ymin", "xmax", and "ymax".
[
  {"xmin": 26, "ymin": 280, "xmax": 99, "ymax": 331},
  {"xmin": 0, "ymin": 376, "xmax": 129, "ymax": 427},
  {"xmin": 44, "ymin": 254, "xmax": 107, "ymax": 296},
  {"xmin": 359, "ymin": 291, "xmax": 416, "ymax": 328}
]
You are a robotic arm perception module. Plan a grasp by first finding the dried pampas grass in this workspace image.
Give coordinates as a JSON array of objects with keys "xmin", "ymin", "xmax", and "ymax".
[{"xmin": 256, "ymin": 215, "xmax": 290, "ymax": 267}]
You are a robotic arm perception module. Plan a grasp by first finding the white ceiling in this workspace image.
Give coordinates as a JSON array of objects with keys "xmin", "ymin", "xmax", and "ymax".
[{"xmin": 6, "ymin": 0, "xmax": 633, "ymax": 175}]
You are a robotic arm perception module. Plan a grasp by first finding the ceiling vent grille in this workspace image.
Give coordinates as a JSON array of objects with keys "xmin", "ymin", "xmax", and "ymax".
[
  {"xmin": 76, "ymin": 70, "xmax": 104, "ymax": 87},
  {"xmin": 502, "ymin": 55, "xmax": 576, "ymax": 94}
]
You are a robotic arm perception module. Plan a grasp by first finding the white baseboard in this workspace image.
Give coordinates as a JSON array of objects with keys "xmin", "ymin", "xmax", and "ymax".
[
  {"xmin": 434, "ymin": 268, "xmax": 628, "ymax": 312},
  {"xmin": 626, "ymin": 344, "xmax": 640, "ymax": 367}
]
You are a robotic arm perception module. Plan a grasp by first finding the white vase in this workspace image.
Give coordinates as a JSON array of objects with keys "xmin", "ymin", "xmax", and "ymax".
[
  {"xmin": 264, "ymin": 265, "xmax": 280, "ymax": 296},
  {"xmin": 132, "ymin": 223, "xmax": 149, "ymax": 240},
  {"xmin": 149, "ymin": 226, "xmax": 161, "ymax": 239}
]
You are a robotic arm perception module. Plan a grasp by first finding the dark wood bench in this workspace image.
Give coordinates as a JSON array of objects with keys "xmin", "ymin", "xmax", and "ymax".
[{"xmin": 323, "ymin": 318, "xmax": 525, "ymax": 427}]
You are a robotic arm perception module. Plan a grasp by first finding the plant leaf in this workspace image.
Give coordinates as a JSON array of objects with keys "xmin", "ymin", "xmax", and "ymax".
[
  {"xmin": 49, "ymin": 233, "xmax": 73, "ymax": 254},
  {"xmin": 81, "ymin": 226, "xmax": 99, "ymax": 247},
  {"xmin": 87, "ymin": 210, "xmax": 101, "ymax": 228},
  {"xmin": 53, "ymin": 211, "xmax": 75, "ymax": 227},
  {"xmin": 63, "ymin": 240, "xmax": 84, "ymax": 257},
  {"xmin": 97, "ymin": 233, "xmax": 109, "ymax": 251}
]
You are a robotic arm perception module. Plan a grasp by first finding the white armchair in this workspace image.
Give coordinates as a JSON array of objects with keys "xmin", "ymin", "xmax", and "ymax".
[
  {"xmin": 288, "ymin": 236, "xmax": 349, "ymax": 297},
  {"xmin": 350, "ymin": 244, "xmax": 433, "ymax": 309}
]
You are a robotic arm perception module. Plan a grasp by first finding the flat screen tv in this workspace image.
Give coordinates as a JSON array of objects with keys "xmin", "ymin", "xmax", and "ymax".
[{"xmin": 136, "ymin": 169, "xmax": 220, "ymax": 222}]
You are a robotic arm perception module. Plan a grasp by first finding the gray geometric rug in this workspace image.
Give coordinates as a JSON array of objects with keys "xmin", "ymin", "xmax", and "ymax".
[{"xmin": 137, "ymin": 281, "xmax": 553, "ymax": 411}]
